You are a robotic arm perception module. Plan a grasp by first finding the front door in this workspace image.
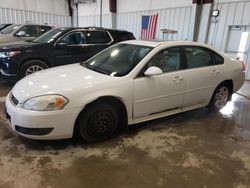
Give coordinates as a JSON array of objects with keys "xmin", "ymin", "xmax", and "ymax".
[
  {"xmin": 133, "ymin": 47, "xmax": 186, "ymax": 118},
  {"xmin": 53, "ymin": 31, "xmax": 90, "ymax": 66}
]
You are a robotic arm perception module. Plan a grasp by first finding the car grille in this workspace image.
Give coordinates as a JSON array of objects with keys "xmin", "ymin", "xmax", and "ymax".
[{"xmin": 10, "ymin": 93, "xmax": 19, "ymax": 106}]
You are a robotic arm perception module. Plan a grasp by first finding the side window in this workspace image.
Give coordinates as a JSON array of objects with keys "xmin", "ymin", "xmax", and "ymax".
[
  {"xmin": 59, "ymin": 32, "xmax": 86, "ymax": 45},
  {"xmin": 185, "ymin": 47, "xmax": 212, "ymax": 68},
  {"xmin": 17, "ymin": 26, "xmax": 38, "ymax": 37},
  {"xmin": 213, "ymin": 52, "xmax": 224, "ymax": 65},
  {"xmin": 146, "ymin": 47, "xmax": 181, "ymax": 73},
  {"xmin": 39, "ymin": 26, "xmax": 52, "ymax": 35},
  {"xmin": 118, "ymin": 32, "xmax": 134, "ymax": 41},
  {"xmin": 86, "ymin": 31, "xmax": 111, "ymax": 44}
]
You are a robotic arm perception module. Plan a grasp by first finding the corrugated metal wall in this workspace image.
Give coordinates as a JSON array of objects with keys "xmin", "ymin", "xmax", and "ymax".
[
  {"xmin": 207, "ymin": 0, "xmax": 250, "ymax": 79},
  {"xmin": 116, "ymin": 6, "xmax": 193, "ymax": 40},
  {"xmin": 77, "ymin": 6, "xmax": 193, "ymax": 40},
  {"xmin": 207, "ymin": 1, "xmax": 250, "ymax": 51},
  {"xmin": 0, "ymin": 7, "xmax": 71, "ymax": 27},
  {"xmin": 78, "ymin": 14, "xmax": 111, "ymax": 27}
]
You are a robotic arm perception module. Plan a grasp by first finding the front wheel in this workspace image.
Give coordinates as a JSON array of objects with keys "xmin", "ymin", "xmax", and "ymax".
[
  {"xmin": 20, "ymin": 60, "xmax": 49, "ymax": 78},
  {"xmin": 208, "ymin": 84, "xmax": 230, "ymax": 111},
  {"xmin": 76, "ymin": 102, "xmax": 118, "ymax": 142}
]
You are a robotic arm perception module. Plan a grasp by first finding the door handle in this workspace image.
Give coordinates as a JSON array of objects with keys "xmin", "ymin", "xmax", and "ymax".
[
  {"xmin": 173, "ymin": 76, "xmax": 184, "ymax": 82},
  {"xmin": 211, "ymin": 70, "xmax": 221, "ymax": 75}
]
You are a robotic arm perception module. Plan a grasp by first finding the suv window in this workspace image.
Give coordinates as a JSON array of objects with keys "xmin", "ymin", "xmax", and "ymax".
[
  {"xmin": 185, "ymin": 47, "xmax": 212, "ymax": 68},
  {"xmin": 118, "ymin": 32, "xmax": 134, "ymax": 41},
  {"xmin": 39, "ymin": 26, "xmax": 52, "ymax": 35},
  {"xmin": 59, "ymin": 31, "xmax": 86, "ymax": 45},
  {"xmin": 146, "ymin": 47, "xmax": 181, "ymax": 73},
  {"xmin": 86, "ymin": 31, "xmax": 111, "ymax": 44},
  {"xmin": 17, "ymin": 25, "xmax": 52, "ymax": 37}
]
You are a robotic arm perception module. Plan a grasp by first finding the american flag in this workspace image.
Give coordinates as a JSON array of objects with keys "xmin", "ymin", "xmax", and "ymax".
[{"xmin": 141, "ymin": 14, "xmax": 159, "ymax": 40}]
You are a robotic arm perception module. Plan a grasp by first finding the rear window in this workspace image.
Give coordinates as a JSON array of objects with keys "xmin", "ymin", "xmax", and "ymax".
[
  {"xmin": 185, "ymin": 47, "xmax": 213, "ymax": 68},
  {"xmin": 86, "ymin": 31, "xmax": 111, "ymax": 44},
  {"xmin": 39, "ymin": 26, "xmax": 52, "ymax": 35},
  {"xmin": 118, "ymin": 32, "xmax": 135, "ymax": 41},
  {"xmin": 213, "ymin": 52, "xmax": 224, "ymax": 65}
]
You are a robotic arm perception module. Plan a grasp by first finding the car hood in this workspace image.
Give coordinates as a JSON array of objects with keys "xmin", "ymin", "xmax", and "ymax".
[
  {"xmin": 0, "ymin": 41, "xmax": 42, "ymax": 50},
  {"xmin": 11, "ymin": 64, "xmax": 117, "ymax": 102},
  {"xmin": 0, "ymin": 34, "xmax": 18, "ymax": 43}
]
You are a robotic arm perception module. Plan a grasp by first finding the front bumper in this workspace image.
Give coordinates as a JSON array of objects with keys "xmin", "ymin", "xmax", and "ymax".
[
  {"xmin": 0, "ymin": 58, "xmax": 18, "ymax": 79},
  {"xmin": 5, "ymin": 93, "xmax": 80, "ymax": 140}
]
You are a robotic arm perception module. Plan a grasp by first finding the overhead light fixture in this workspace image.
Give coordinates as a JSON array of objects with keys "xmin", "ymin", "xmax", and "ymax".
[{"xmin": 212, "ymin": 10, "xmax": 220, "ymax": 17}]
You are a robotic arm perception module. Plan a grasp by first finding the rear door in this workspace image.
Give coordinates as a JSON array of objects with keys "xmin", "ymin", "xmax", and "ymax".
[
  {"xmin": 182, "ymin": 46, "xmax": 225, "ymax": 107},
  {"xmin": 85, "ymin": 30, "xmax": 112, "ymax": 58}
]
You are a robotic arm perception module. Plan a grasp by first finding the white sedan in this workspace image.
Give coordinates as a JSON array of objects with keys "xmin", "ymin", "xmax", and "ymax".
[{"xmin": 5, "ymin": 40, "xmax": 245, "ymax": 142}]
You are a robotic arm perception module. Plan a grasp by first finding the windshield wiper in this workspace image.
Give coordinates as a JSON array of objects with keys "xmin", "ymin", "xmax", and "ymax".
[
  {"xmin": 81, "ymin": 62, "xmax": 110, "ymax": 75},
  {"xmin": 80, "ymin": 61, "xmax": 87, "ymax": 67},
  {"xmin": 91, "ymin": 66, "xmax": 111, "ymax": 75}
]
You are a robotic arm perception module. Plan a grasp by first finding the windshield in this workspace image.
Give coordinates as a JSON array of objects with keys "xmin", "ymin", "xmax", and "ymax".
[
  {"xmin": 0, "ymin": 24, "xmax": 11, "ymax": 30},
  {"xmin": 33, "ymin": 28, "xmax": 67, "ymax": 43},
  {"xmin": 83, "ymin": 44, "xmax": 153, "ymax": 77},
  {"xmin": 0, "ymin": 24, "xmax": 20, "ymax": 34}
]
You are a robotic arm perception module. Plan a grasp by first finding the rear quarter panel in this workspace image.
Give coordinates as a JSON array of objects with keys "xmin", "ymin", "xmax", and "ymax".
[{"xmin": 223, "ymin": 57, "xmax": 245, "ymax": 92}]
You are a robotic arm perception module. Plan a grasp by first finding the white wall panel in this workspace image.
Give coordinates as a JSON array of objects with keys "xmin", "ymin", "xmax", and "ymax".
[
  {"xmin": 214, "ymin": 0, "xmax": 250, "ymax": 3},
  {"xmin": 233, "ymin": 2, "xmax": 244, "ymax": 25},
  {"xmin": 197, "ymin": 4, "xmax": 212, "ymax": 43},
  {"xmin": 207, "ymin": 0, "xmax": 250, "ymax": 79},
  {"xmin": 78, "ymin": 14, "xmax": 111, "ymax": 28},
  {"xmin": 117, "ymin": 0, "xmax": 192, "ymax": 13},
  {"xmin": 116, "ymin": 6, "xmax": 192, "ymax": 40},
  {"xmin": 214, "ymin": 3, "xmax": 227, "ymax": 49},
  {"xmin": 0, "ymin": 0, "xmax": 69, "ymax": 16},
  {"xmin": 242, "ymin": 2, "xmax": 250, "ymax": 25},
  {"xmin": 207, "ymin": 1, "xmax": 250, "ymax": 51},
  {"xmin": 0, "ymin": 7, "xmax": 71, "ymax": 27}
]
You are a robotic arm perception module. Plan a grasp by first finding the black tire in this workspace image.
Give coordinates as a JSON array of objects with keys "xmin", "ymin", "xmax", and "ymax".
[
  {"xmin": 76, "ymin": 102, "xmax": 119, "ymax": 142},
  {"xmin": 20, "ymin": 60, "xmax": 49, "ymax": 78},
  {"xmin": 208, "ymin": 83, "xmax": 230, "ymax": 111}
]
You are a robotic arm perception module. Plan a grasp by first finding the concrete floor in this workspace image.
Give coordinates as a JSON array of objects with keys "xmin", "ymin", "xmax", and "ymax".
[{"xmin": 0, "ymin": 80, "xmax": 250, "ymax": 188}]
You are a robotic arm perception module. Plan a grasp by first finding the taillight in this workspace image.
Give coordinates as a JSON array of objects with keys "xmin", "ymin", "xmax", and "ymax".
[{"xmin": 241, "ymin": 61, "xmax": 245, "ymax": 71}]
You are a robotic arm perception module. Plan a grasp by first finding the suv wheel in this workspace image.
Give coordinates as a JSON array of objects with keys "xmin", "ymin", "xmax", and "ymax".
[{"xmin": 20, "ymin": 60, "xmax": 48, "ymax": 78}]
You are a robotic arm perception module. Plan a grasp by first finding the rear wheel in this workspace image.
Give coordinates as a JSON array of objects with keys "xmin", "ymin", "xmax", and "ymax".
[
  {"xmin": 76, "ymin": 102, "xmax": 118, "ymax": 142},
  {"xmin": 20, "ymin": 60, "xmax": 49, "ymax": 78},
  {"xmin": 208, "ymin": 84, "xmax": 230, "ymax": 111}
]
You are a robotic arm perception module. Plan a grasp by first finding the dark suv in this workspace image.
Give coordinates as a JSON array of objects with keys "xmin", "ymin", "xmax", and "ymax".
[{"xmin": 0, "ymin": 27, "xmax": 135, "ymax": 80}]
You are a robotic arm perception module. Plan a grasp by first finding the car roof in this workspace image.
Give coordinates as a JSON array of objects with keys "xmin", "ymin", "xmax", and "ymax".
[
  {"xmin": 8, "ymin": 23, "xmax": 52, "ymax": 28},
  {"xmin": 120, "ymin": 40, "xmax": 217, "ymax": 49},
  {"xmin": 19, "ymin": 23, "xmax": 52, "ymax": 27},
  {"xmin": 59, "ymin": 27, "xmax": 133, "ymax": 33}
]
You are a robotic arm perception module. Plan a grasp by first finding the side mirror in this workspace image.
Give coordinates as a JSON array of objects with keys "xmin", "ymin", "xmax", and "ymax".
[
  {"xmin": 56, "ymin": 42, "xmax": 68, "ymax": 48},
  {"xmin": 15, "ymin": 31, "xmax": 26, "ymax": 37},
  {"xmin": 144, "ymin": 66, "xmax": 163, "ymax": 76}
]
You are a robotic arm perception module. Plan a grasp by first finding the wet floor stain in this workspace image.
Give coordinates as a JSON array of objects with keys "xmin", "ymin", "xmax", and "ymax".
[{"xmin": 0, "ymin": 92, "xmax": 250, "ymax": 187}]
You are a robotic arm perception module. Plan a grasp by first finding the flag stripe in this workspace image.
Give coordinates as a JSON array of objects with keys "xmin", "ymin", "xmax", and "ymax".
[{"xmin": 141, "ymin": 14, "xmax": 158, "ymax": 40}]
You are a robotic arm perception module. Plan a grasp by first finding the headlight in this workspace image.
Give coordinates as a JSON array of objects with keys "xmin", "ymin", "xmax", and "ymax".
[
  {"xmin": 22, "ymin": 95, "xmax": 68, "ymax": 111},
  {"xmin": 0, "ymin": 51, "xmax": 21, "ymax": 58}
]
